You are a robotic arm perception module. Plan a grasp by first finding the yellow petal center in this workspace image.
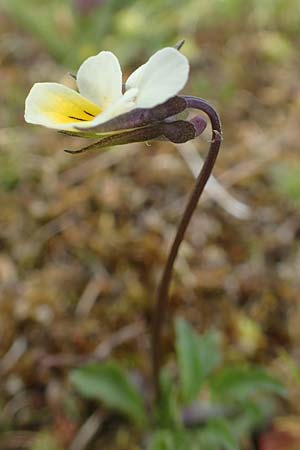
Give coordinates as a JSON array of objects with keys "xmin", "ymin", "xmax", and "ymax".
[{"xmin": 41, "ymin": 90, "xmax": 102, "ymax": 124}]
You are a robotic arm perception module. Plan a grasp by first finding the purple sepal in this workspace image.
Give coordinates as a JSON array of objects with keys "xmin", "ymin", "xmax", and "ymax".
[
  {"xmin": 65, "ymin": 124, "xmax": 164, "ymax": 154},
  {"xmin": 161, "ymin": 120, "xmax": 196, "ymax": 143},
  {"xmin": 189, "ymin": 115, "xmax": 207, "ymax": 137},
  {"xmin": 75, "ymin": 96, "xmax": 187, "ymax": 133},
  {"xmin": 65, "ymin": 116, "xmax": 207, "ymax": 154}
]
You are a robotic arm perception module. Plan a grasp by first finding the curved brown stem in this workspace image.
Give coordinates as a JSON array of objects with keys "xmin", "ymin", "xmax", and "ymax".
[{"xmin": 151, "ymin": 96, "xmax": 222, "ymax": 400}]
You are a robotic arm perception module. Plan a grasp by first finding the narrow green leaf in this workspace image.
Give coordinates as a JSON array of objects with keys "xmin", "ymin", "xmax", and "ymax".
[
  {"xmin": 175, "ymin": 318, "xmax": 221, "ymax": 404},
  {"xmin": 156, "ymin": 368, "xmax": 181, "ymax": 429},
  {"xmin": 70, "ymin": 362, "xmax": 147, "ymax": 426},
  {"xmin": 197, "ymin": 331, "xmax": 222, "ymax": 376},
  {"xmin": 175, "ymin": 318, "xmax": 204, "ymax": 404},
  {"xmin": 211, "ymin": 367, "xmax": 287, "ymax": 402},
  {"xmin": 197, "ymin": 418, "xmax": 239, "ymax": 450}
]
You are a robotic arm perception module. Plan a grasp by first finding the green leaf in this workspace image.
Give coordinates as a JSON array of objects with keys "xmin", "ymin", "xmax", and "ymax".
[
  {"xmin": 148, "ymin": 430, "xmax": 176, "ymax": 450},
  {"xmin": 196, "ymin": 418, "xmax": 239, "ymax": 450},
  {"xmin": 175, "ymin": 318, "xmax": 221, "ymax": 404},
  {"xmin": 211, "ymin": 367, "xmax": 287, "ymax": 402},
  {"xmin": 230, "ymin": 399, "xmax": 274, "ymax": 439},
  {"xmin": 176, "ymin": 318, "xmax": 204, "ymax": 404},
  {"xmin": 70, "ymin": 362, "xmax": 147, "ymax": 426},
  {"xmin": 156, "ymin": 368, "xmax": 181, "ymax": 429},
  {"xmin": 148, "ymin": 430, "xmax": 194, "ymax": 450},
  {"xmin": 197, "ymin": 331, "xmax": 222, "ymax": 376},
  {"xmin": 150, "ymin": 424, "xmax": 237, "ymax": 450}
]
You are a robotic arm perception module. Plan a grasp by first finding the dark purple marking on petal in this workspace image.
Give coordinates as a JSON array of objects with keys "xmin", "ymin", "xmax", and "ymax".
[
  {"xmin": 68, "ymin": 115, "xmax": 86, "ymax": 121},
  {"xmin": 83, "ymin": 110, "xmax": 95, "ymax": 117},
  {"xmin": 76, "ymin": 96, "xmax": 187, "ymax": 132}
]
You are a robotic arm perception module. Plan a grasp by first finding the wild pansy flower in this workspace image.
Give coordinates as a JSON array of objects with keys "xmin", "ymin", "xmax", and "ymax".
[
  {"xmin": 25, "ymin": 45, "xmax": 208, "ymax": 153},
  {"xmin": 25, "ymin": 44, "xmax": 223, "ymax": 402}
]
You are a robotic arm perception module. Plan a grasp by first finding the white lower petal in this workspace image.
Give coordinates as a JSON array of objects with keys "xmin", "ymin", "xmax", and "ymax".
[
  {"xmin": 24, "ymin": 83, "xmax": 102, "ymax": 130},
  {"xmin": 75, "ymin": 88, "xmax": 138, "ymax": 129},
  {"xmin": 77, "ymin": 51, "xmax": 123, "ymax": 109},
  {"xmin": 125, "ymin": 47, "xmax": 189, "ymax": 109}
]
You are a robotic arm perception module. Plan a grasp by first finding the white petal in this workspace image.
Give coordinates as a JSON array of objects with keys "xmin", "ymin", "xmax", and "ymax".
[
  {"xmin": 77, "ymin": 51, "xmax": 122, "ymax": 109},
  {"xmin": 76, "ymin": 88, "xmax": 138, "ymax": 129},
  {"xmin": 125, "ymin": 47, "xmax": 189, "ymax": 108},
  {"xmin": 24, "ymin": 83, "xmax": 102, "ymax": 130},
  {"xmin": 124, "ymin": 61, "xmax": 146, "ymax": 88}
]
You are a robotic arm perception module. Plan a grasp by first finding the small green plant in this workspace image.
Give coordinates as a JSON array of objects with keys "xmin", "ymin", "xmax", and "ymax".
[{"xmin": 71, "ymin": 318, "xmax": 286, "ymax": 450}]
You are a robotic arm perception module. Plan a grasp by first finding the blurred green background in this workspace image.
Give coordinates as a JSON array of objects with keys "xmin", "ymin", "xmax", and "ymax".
[{"xmin": 1, "ymin": 0, "xmax": 300, "ymax": 449}]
